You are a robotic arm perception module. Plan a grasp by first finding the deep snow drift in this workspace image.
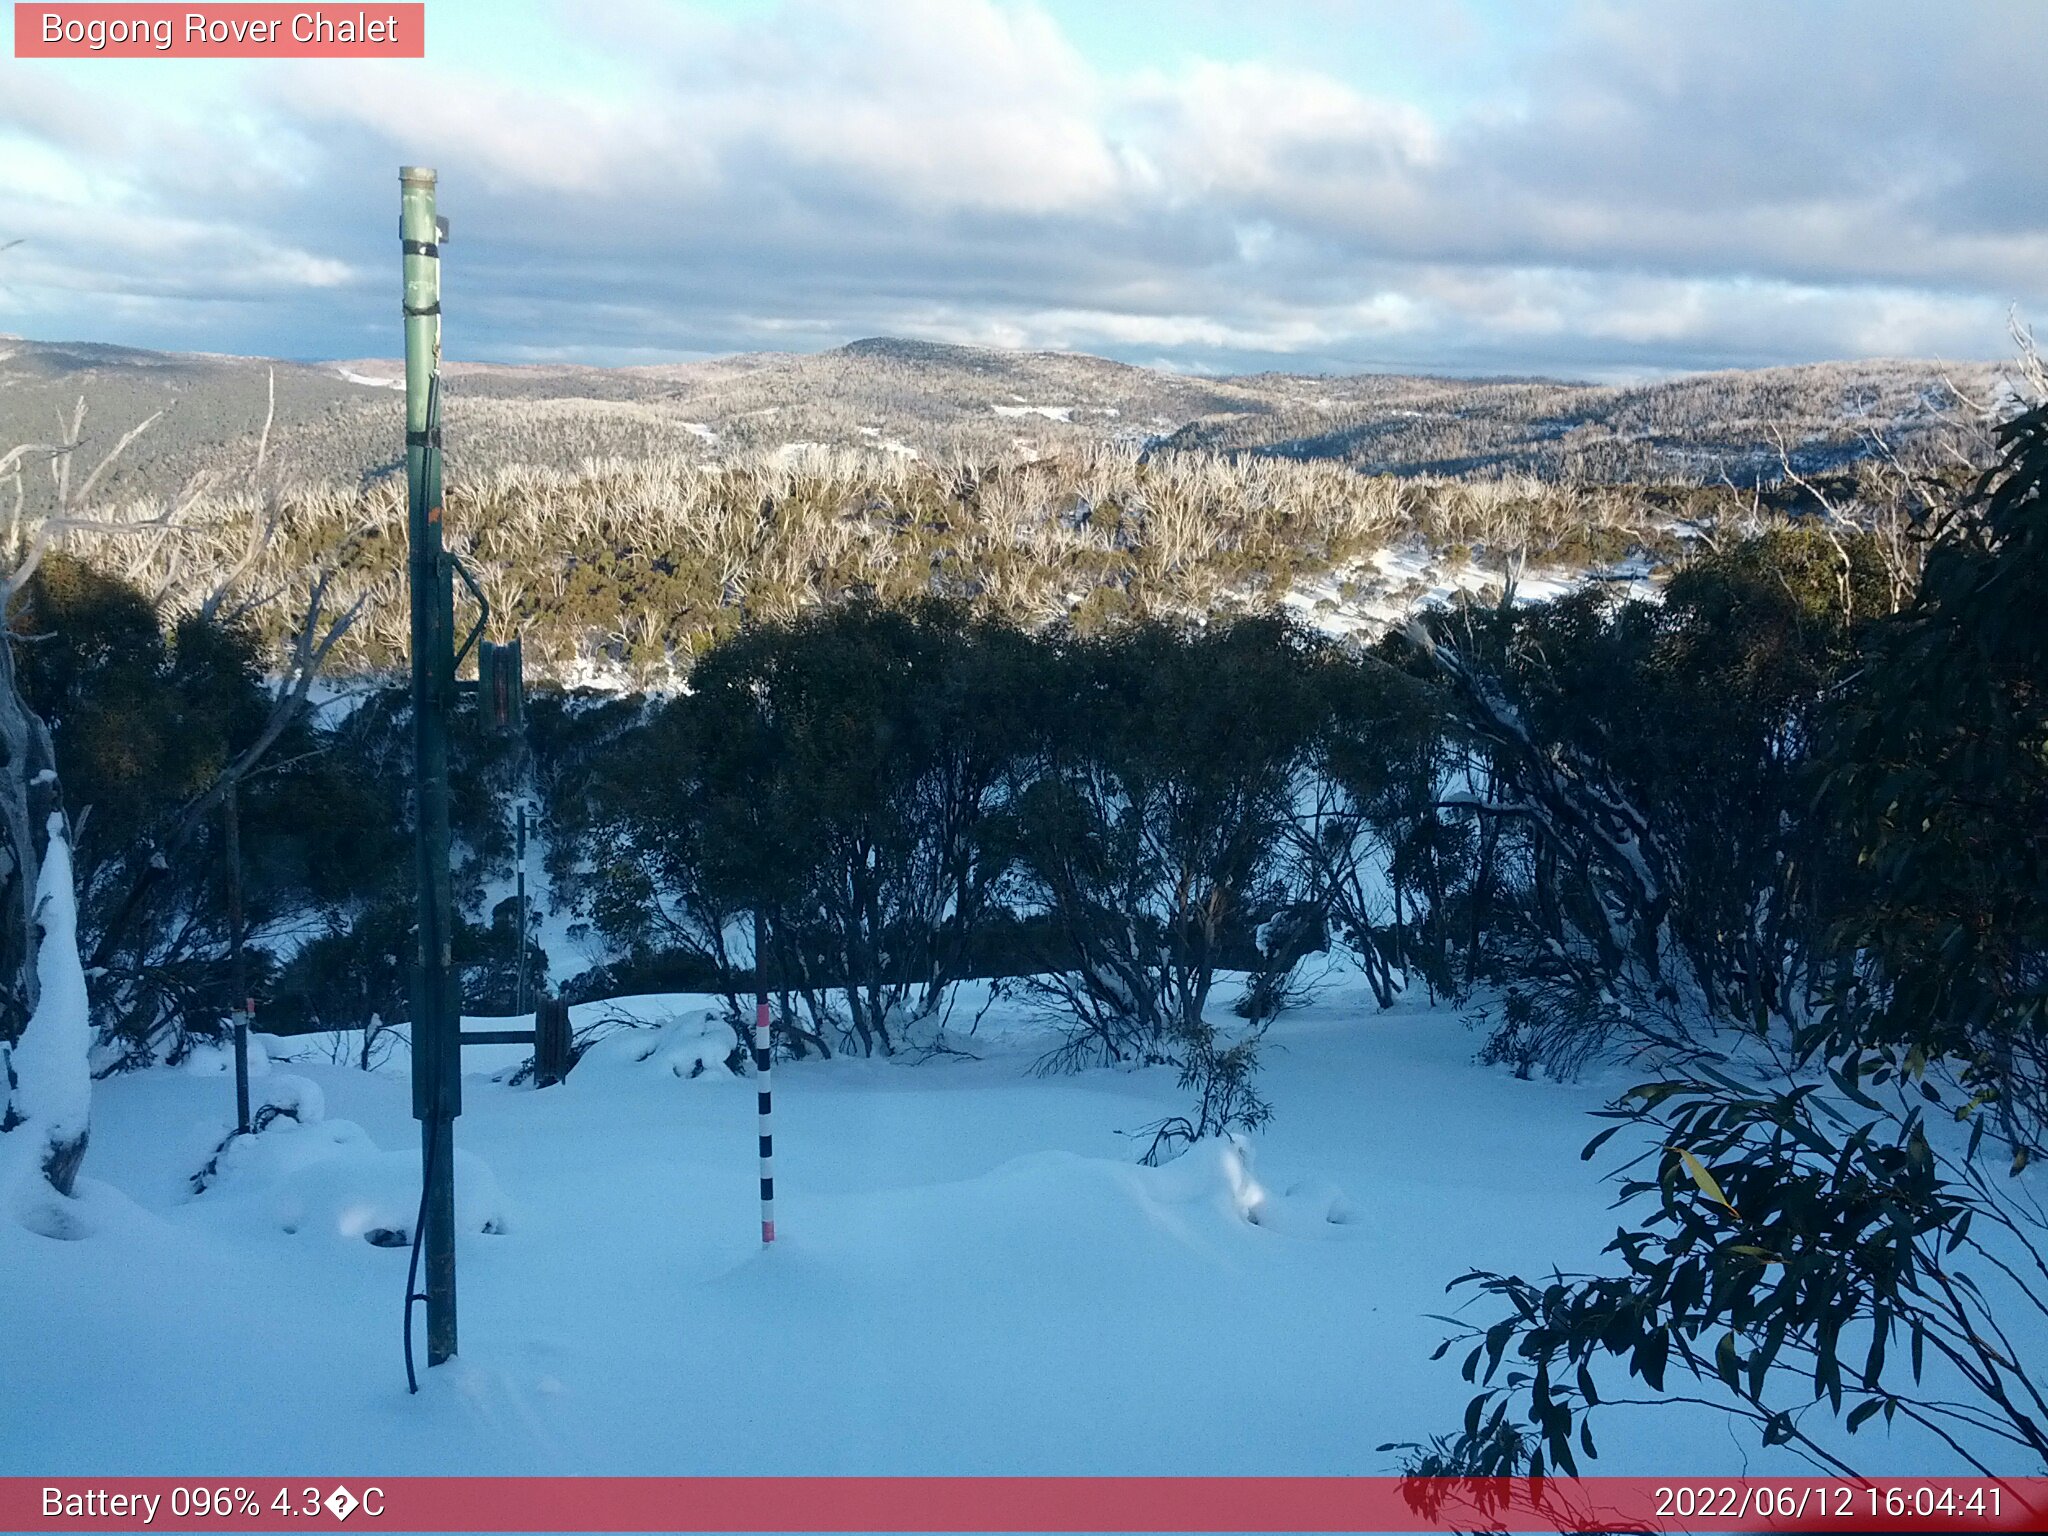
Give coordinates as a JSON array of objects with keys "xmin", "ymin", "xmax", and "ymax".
[{"xmin": 0, "ymin": 975, "xmax": 2030, "ymax": 1478}]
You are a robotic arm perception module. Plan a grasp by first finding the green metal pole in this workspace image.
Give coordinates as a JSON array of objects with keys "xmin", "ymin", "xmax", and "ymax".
[
  {"xmin": 224, "ymin": 780, "xmax": 249, "ymax": 1136},
  {"xmin": 401, "ymin": 164, "xmax": 459, "ymax": 1368}
]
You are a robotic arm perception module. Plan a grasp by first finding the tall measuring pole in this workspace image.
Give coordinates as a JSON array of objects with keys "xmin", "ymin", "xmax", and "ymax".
[
  {"xmin": 753, "ymin": 910, "xmax": 776, "ymax": 1246},
  {"xmin": 402, "ymin": 165, "xmax": 460, "ymax": 1367}
]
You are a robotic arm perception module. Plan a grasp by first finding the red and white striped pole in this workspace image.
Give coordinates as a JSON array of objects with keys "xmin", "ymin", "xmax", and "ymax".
[{"xmin": 753, "ymin": 913, "xmax": 775, "ymax": 1246}]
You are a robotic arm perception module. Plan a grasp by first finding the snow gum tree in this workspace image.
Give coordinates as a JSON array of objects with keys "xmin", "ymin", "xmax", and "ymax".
[
  {"xmin": 1821, "ymin": 399, "xmax": 2048, "ymax": 1150},
  {"xmin": 1287, "ymin": 651, "xmax": 1459, "ymax": 1009},
  {"xmin": 1010, "ymin": 616, "xmax": 1330, "ymax": 1069},
  {"xmin": 1395, "ymin": 523, "xmax": 1887, "ymax": 1071},
  {"xmin": 1400, "ymin": 395, "xmax": 2048, "ymax": 1480},
  {"xmin": 593, "ymin": 598, "xmax": 1033, "ymax": 1057}
]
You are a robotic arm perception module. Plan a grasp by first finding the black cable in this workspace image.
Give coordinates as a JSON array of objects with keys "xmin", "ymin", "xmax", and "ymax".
[{"xmin": 402, "ymin": 1120, "xmax": 438, "ymax": 1395}]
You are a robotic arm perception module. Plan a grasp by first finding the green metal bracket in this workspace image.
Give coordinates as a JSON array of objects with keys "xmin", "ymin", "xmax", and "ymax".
[{"xmin": 449, "ymin": 551, "xmax": 489, "ymax": 673}]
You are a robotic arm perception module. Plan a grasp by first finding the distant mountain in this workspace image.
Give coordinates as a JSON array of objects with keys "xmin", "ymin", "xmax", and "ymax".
[
  {"xmin": 1157, "ymin": 359, "xmax": 2004, "ymax": 482},
  {"xmin": 0, "ymin": 334, "xmax": 2005, "ymax": 504}
]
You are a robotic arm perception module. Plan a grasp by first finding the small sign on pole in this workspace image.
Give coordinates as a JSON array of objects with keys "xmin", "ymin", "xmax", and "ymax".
[{"xmin": 478, "ymin": 637, "xmax": 523, "ymax": 737}]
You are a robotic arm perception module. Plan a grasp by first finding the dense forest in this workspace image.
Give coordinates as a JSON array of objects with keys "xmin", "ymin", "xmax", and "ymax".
[{"xmin": 46, "ymin": 430, "xmax": 1974, "ymax": 689}]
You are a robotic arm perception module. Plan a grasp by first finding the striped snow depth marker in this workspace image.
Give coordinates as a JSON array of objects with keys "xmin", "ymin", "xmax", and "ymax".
[{"xmin": 754, "ymin": 995, "xmax": 776, "ymax": 1245}]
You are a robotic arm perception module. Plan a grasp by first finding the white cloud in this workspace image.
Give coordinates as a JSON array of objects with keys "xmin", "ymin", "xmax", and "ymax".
[{"xmin": 0, "ymin": 0, "xmax": 2040, "ymax": 374}]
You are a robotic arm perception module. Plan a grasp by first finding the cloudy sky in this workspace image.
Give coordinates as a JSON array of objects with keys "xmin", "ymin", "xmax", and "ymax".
[{"xmin": 2, "ymin": 0, "xmax": 2043, "ymax": 379}]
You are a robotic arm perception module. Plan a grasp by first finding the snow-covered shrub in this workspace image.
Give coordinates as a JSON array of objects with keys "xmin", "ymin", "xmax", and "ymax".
[
  {"xmin": 1475, "ymin": 981, "xmax": 1619, "ymax": 1083},
  {"xmin": 565, "ymin": 1010, "xmax": 738, "ymax": 1082},
  {"xmin": 1235, "ymin": 903, "xmax": 1330, "ymax": 1026},
  {"xmin": 275, "ymin": 1142, "xmax": 508, "ymax": 1245},
  {"xmin": 3, "ymin": 816, "xmax": 92, "ymax": 1216},
  {"xmin": 1290, "ymin": 654, "xmax": 1465, "ymax": 1009},
  {"xmin": 193, "ymin": 1106, "xmax": 509, "ymax": 1245},
  {"xmin": 1136, "ymin": 1024, "xmax": 1275, "ymax": 1167},
  {"xmin": 188, "ymin": 1073, "xmax": 326, "ymax": 1193}
]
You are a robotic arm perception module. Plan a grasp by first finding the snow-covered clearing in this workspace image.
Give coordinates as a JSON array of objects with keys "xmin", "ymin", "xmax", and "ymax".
[
  {"xmin": 0, "ymin": 975, "xmax": 2018, "ymax": 1478},
  {"xmin": 991, "ymin": 403, "xmax": 1075, "ymax": 422},
  {"xmin": 1280, "ymin": 544, "xmax": 1663, "ymax": 642}
]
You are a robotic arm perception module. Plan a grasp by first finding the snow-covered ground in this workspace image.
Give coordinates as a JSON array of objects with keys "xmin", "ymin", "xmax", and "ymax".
[
  {"xmin": 0, "ymin": 975, "xmax": 2021, "ymax": 1478},
  {"xmin": 991, "ymin": 403, "xmax": 1076, "ymax": 421},
  {"xmin": 333, "ymin": 367, "xmax": 405, "ymax": 391}
]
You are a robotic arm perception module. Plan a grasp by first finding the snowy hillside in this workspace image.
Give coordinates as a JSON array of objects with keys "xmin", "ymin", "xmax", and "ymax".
[{"xmin": 0, "ymin": 336, "xmax": 2003, "ymax": 505}]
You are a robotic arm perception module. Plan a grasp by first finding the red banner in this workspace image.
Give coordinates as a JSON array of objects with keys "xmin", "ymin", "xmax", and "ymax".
[
  {"xmin": 13, "ymin": 4, "xmax": 425, "ymax": 58},
  {"xmin": 3, "ymin": 1477, "xmax": 2046, "ymax": 1533}
]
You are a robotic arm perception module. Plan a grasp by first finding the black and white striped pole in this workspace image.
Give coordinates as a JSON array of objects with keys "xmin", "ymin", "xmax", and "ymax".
[{"xmin": 753, "ymin": 910, "xmax": 775, "ymax": 1246}]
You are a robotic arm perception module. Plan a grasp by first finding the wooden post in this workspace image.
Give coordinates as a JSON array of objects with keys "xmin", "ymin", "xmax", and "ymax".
[{"xmin": 534, "ymin": 995, "xmax": 571, "ymax": 1088}]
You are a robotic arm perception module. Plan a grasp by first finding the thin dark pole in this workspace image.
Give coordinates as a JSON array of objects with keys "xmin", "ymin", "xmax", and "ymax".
[
  {"xmin": 402, "ymin": 164, "xmax": 459, "ymax": 1368},
  {"xmin": 514, "ymin": 803, "xmax": 528, "ymax": 1017},
  {"xmin": 224, "ymin": 780, "xmax": 249, "ymax": 1135}
]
